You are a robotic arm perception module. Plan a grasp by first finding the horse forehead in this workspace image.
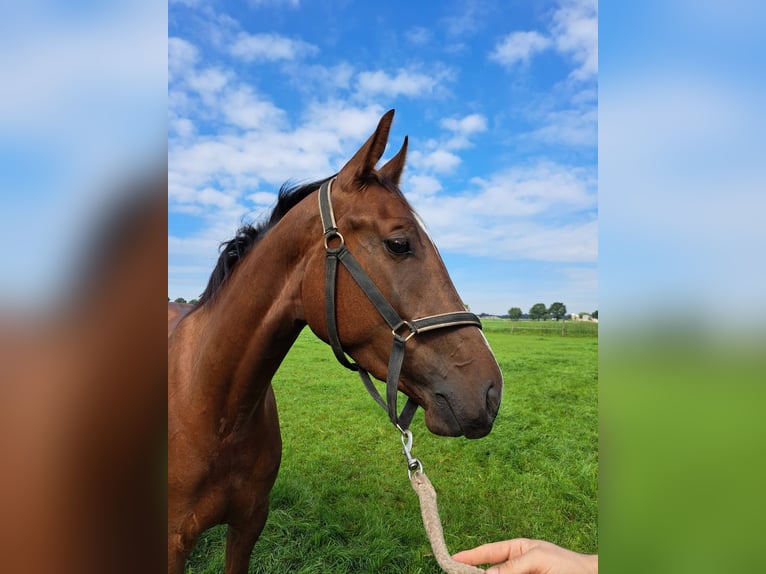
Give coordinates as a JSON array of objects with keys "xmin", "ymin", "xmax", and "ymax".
[{"xmin": 354, "ymin": 187, "xmax": 413, "ymax": 219}]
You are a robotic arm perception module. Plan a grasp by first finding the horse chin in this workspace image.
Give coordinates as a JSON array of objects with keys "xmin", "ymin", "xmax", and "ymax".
[
  {"xmin": 423, "ymin": 406, "xmax": 464, "ymax": 437},
  {"xmin": 423, "ymin": 393, "xmax": 494, "ymax": 439}
]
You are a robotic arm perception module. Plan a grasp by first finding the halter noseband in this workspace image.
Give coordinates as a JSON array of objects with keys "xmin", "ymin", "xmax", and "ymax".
[{"xmin": 319, "ymin": 178, "xmax": 483, "ymax": 431}]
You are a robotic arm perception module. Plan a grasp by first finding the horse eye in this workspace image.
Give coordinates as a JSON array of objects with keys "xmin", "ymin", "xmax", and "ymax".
[{"xmin": 385, "ymin": 238, "xmax": 411, "ymax": 256}]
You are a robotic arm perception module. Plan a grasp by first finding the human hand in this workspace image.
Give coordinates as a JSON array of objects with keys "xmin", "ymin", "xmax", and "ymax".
[{"xmin": 452, "ymin": 538, "xmax": 597, "ymax": 574}]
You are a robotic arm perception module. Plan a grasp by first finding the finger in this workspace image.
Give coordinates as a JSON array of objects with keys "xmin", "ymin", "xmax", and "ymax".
[
  {"xmin": 453, "ymin": 540, "xmax": 529, "ymax": 566},
  {"xmin": 486, "ymin": 551, "xmax": 543, "ymax": 574}
]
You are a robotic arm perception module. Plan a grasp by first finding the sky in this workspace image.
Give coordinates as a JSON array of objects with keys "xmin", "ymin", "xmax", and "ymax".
[{"xmin": 168, "ymin": 0, "xmax": 598, "ymax": 316}]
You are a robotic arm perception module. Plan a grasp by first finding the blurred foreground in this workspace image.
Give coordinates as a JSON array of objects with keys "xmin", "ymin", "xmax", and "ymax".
[
  {"xmin": 600, "ymin": 0, "xmax": 766, "ymax": 570},
  {"xmin": 600, "ymin": 327, "xmax": 766, "ymax": 574},
  {"xmin": 0, "ymin": 2, "xmax": 166, "ymax": 572},
  {"xmin": 0, "ymin": 175, "xmax": 167, "ymax": 574}
]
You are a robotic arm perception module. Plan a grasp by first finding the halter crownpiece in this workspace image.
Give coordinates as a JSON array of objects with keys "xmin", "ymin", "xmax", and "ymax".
[{"xmin": 319, "ymin": 178, "xmax": 483, "ymax": 431}]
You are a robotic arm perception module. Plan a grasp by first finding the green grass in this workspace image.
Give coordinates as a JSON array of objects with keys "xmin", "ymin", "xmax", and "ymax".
[{"xmin": 185, "ymin": 319, "xmax": 597, "ymax": 573}]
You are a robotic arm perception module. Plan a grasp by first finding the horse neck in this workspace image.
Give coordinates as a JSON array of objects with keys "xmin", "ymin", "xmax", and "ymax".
[{"xmin": 186, "ymin": 199, "xmax": 318, "ymax": 420}]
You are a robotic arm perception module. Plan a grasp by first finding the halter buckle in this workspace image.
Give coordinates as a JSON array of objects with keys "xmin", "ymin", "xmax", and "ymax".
[{"xmin": 392, "ymin": 321, "xmax": 417, "ymax": 343}]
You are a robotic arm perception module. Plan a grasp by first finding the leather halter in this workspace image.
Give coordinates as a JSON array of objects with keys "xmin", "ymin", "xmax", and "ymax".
[{"xmin": 319, "ymin": 178, "xmax": 483, "ymax": 431}]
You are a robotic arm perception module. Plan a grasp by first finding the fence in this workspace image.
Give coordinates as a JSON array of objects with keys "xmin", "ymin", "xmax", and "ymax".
[{"xmin": 481, "ymin": 318, "xmax": 598, "ymax": 337}]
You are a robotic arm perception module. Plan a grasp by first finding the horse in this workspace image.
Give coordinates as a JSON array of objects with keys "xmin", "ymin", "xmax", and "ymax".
[{"xmin": 167, "ymin": 110, "xmax": 504, "ymax": 574}]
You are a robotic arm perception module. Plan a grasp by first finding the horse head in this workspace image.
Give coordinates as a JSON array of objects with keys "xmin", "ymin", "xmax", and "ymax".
[{"xmin": 303, "ymin": 110, "xmax": 503, "ymax": 439}]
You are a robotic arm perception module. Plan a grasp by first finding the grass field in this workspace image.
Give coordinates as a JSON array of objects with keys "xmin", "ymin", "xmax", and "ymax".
[{"xmin": 184, "ymin": 319, "xmax": 598, "ymax": 573}]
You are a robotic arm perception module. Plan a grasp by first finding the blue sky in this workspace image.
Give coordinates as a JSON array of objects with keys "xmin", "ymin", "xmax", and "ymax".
[{"xmin": 168, "ymin": 0, "xmax": 598, "ymax": 315}]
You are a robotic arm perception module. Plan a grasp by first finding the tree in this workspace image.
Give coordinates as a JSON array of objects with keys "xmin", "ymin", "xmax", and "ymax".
[
  {"xmin": 529, "ymin": 303, "xmax": 548, "ymax": 321},
  {"xmin": 508, "ymin": 307, "xmax": 522, "ymax": 321},
  {"xmin": 592, "ymin": 310, "xmax": 598, "ymax": 319},
  {"xmin": 549, "ymin": 302, "xmax": 567, "ymax": 321},
  {"xmin": 174, "ymin": 297, "xmax": 187, "ymax": 304}
]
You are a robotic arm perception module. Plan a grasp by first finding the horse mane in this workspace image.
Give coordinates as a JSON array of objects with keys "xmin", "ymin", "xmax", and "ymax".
[{"xmin": 195, "ymin": 172, "xmax": 405, "ymax": 307}]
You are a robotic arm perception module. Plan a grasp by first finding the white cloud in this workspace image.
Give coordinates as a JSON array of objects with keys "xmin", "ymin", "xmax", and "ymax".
[
  {"xmin": 410, "ymin": 162, "xmax": 597, "ymax": 262},
  {"xmin": 248, "ymin": 0, "xmax": 300, "ymax": 6},
  {"xmin": 490, "ymin": 31, "xmax": 551, "ymax": 67},
  {"xmin": 441, "ymin": 1, "xmax": 492, "ymax": 37},
  {"xmin": 484, "ymin": 1, "xmax": 597, "ymax": 149},
  {"xmin": 402, "ymin": 113, "xmax": 488, "ymax": 178},
  {"xmin": 229, "ymin": 32, "xmax": 318, "ymax": 62},
  {"xmin": 528, "ymin": 107, "xmax": 597, "ymax": 147},
  {"xmin": 301, "ymin": 100, "xmax": 385, "ymax": 142},
  {"xmin": 409, "ymin": 149, "xmax": 461, "ymax": 174},
  {"xmin": 169, "ymin": 98, "xmax": 393, "ymax": 234},
  {"xmin": 221, "ymin": 86, "xmax": 287, "ymax": 130},
  {"xmin": 247, "ymin": 192, "xmax": 278, "ymax": 206},
  {"xmin": 356, "ymin": 68, "xmax": 452, "ymax": 99},
  {"xmin": 467, "ymin": 163, "xmax": 595, "ymax": 217},
  {"xmin": 289, "ymin": 62, "xmax": 355, "ymax": 93},
  {"xmin": 185, "ymin": 67, "xmax": 229, "ymax": 105},
  {"xmin": 168, "ymin": 233, "xmax": 222, "ymax": 259},
  {"xmin": 170, "ymin": 117, "xmax": 196, "ymax": 140},
  {"xmin": 168, "ymin": 265, "xmax": 212, "ymax": 275},
  {"xmin": 168, "ymin": 37, "xmax": 198, "ymax": 82},
  {"xmin": 197, "ymin": 186, "xmax": 238, "ymax": 209},
  {"xmin": 406, "ymin": 174, "xmax": 443, "ymax": 199},
  {"xmin": 172, "ymin": 134, "xmax": 312, "ymax": 191},
  {"xmin": 488, "ymin": 0, "xmax": 597, "ymax": 80},
  {"xmin": 551, "ymin": 0, "xmax": 598, "ymax": 80},
  {"xmin": 441, "ymin": 113, "xmax": 487, "ymax": 135},
  {"xmin": 440, "ymin": 113, "xmax": 488, "ymax": 149}
]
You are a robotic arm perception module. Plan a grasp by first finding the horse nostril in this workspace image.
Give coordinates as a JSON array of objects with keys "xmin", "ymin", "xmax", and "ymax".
[{"xmin": 485, "ymin": 380, "xmax": 501, "ymax": 415}]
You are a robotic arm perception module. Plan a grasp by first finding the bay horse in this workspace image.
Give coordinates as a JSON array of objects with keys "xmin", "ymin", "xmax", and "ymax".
[{"xmin": 167, "ymin": 110, "xmax": 503, "ymax": 574}]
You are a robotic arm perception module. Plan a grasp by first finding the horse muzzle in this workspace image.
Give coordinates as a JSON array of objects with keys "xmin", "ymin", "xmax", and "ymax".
[{"xmin": 423, "ymin": 378, "xmax": 502, "ymax": 439}]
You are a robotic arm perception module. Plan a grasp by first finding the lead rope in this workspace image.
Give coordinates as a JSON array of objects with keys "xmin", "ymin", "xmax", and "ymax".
[{"xmin": 401, "ymin": 431, "xmax": 485, "ymax": 574}]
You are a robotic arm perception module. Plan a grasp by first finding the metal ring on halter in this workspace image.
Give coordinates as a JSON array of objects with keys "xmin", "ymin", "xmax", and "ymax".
[{"xmin": 323, "ymin": 229, "xmax": 345, "ymax": 250}]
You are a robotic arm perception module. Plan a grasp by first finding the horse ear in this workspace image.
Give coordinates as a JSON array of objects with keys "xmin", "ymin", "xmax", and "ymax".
[
  {"xmin": 379, "ymin": 136, "xmax": 408, "ymax": 187},
  {"xmin": 337, "ymin": 109, "xmax": 395, "ymax": 190}
]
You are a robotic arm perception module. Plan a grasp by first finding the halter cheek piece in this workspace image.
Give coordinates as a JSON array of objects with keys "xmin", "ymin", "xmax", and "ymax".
[{"xmin": 319, "ymin": 178, "xmax": 483, "ymax": 431}]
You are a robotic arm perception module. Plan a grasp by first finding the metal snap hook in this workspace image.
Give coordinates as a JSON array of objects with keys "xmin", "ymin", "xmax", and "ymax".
[
  {"xmin": 400, "ymin": 428, "xmax": 423, "ymax": 478},
  {"xmin": 401, "ymin": 428, "xmax": 413, "ymax": 455}
]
